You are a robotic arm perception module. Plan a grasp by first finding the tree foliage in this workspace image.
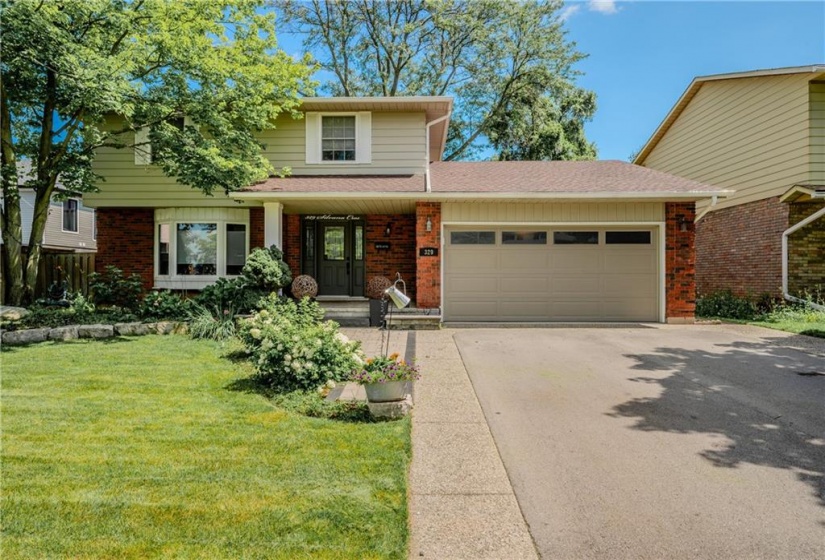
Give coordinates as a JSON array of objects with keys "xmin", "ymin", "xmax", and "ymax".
[
  {"xmin": 279, "ymin": 0, "xmax": 596, "ymax": 161},
  {"xmin": 0, "ymin": 0, "xmax": 314, "ymax": 304}
]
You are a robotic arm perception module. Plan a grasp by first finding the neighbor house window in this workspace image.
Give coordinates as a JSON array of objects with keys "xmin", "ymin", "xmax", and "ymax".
[
  {"xmin": 62, "ymin": 199, "xmax": 78, "ymax": 233},
  {"xmin": 322, "ymin": 116, "xmax": 356, "ymax": 161},
  {"xmin": 154, "ymin": 208, "xmax": 249, "ymax": 288}
]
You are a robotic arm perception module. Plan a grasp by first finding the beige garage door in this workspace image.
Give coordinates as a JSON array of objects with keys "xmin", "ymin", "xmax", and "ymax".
[{"xmin": 443, "ymin": 227, "xmax": 659, "ymax": 322}]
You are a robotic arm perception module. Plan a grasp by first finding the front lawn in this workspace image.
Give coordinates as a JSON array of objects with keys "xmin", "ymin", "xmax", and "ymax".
[{"xmin": 2, "ymin": 336, "xmax": 410, "ymax": 559}]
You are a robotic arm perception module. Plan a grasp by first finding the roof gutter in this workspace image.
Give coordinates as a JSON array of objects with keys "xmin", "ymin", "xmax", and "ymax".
[
  {"xmin": 782, "ymin": 193, "xmax": 825, "ymax": 311},
  {"xmin": 424, "ymin": 113, "xmax": 451, "ymax": 193},
  {"xmin": 230, "ymin": 190, "xmax": 732, "ymax": 202}
]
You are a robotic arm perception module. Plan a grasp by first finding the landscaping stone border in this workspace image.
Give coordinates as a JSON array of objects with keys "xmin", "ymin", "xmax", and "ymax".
[{"xmin": 1, "ymin": 321, "xmax": 188, "ymax": 346}]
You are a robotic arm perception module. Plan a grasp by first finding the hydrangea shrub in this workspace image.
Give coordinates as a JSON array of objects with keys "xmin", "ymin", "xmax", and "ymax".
[{"xmin": 239, "ymin": 296, "xmax": 362, "ymax": 391}]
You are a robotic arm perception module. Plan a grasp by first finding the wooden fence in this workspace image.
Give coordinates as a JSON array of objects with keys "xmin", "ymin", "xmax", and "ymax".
[{"xmin": 1, "ymin": 252, "xmax": 96, "ymax": 304}]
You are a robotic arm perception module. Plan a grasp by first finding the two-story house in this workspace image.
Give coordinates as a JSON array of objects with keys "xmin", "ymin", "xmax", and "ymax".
[
  {"xmin": 86, "ymin": 96, "xmax": 729, "ymax": 323},
  {"xmin": 634, "ymin": 65, "xmax": 825, "ymax": 301},
  {"xmin": 2, "ymin": 162, "xmax": 97, "ymax": 254}
]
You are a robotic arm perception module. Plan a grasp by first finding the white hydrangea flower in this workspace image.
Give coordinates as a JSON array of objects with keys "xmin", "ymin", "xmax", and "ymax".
[{"xmin": 249, "ymin": 328, "xmax": 262, "ymax": 340}]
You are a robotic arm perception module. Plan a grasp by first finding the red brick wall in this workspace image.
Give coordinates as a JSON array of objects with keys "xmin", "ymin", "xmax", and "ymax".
[
  {"xmin": 95, "ymin": 208, "xmax": 154, "ymax": 290},
  {"xmin": 695, "ymin": 197, "xmax": 789, "ymax": 297},
  {"xmin": 415, "ymin": 201, "xmax": 441, "ymax": 309},
  {"xmin": 788, "ymin": 201, "xmax": 825, "ymax": 295},
  {"xmin": 250, "ymin": 207, "xmax": 265, "ymax": 250},
  {"xmin": 365, "ymin": 214, "xmax": 416, "ymax": 304},
  {"xmin": 283, "ymin": 214, "xmax": 301, "ymax": 278},
  {"xmin": 666, "ymin": 202, "xmax": 696, "ymax": 321}
]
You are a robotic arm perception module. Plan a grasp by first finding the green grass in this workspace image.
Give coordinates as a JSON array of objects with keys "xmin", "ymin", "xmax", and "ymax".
[
  {"xmin": 1, "ymin": 336, "xmax": 410, "ymax": 559},
  {"xmin": 746, "ymin": 306, "xmax": 825, "ymax": 338}
]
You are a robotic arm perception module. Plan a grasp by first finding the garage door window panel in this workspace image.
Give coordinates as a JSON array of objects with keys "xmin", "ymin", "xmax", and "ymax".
[
  {"xmin": 554, "ymin": 231, "xmax": 599, "ymax": 244},
  {"xmin": 450, "ymin": 231, "xmax": 496, "ymax": 245},
  {"xmin": 502, "ymin": 231, "xmax": 547, "ymax": 245},
  {"xmin": 605, "ymin": 231, "xmax": 651, "ymax": 244}
]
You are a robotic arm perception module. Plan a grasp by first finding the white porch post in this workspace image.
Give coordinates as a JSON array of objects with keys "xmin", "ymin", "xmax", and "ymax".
[{"xmin": 263, "ymin": 202, "xmax": 283, "ymax": 249}]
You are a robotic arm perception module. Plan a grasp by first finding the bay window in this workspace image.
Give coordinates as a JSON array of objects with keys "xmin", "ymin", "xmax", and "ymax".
[{"xmin": 154, "ymin": 208, "xmax": 249, "ymax": 289}]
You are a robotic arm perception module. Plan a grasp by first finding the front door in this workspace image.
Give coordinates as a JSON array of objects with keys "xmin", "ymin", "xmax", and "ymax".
[{"xmin": 314, "ymin": 219, "xmax": 365, "ymax": 296}]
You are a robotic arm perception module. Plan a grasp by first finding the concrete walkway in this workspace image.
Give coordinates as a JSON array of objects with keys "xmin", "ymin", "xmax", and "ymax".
[{"xmin": 342, "ymin": 328, "xmax": 538, "ymax": 560}]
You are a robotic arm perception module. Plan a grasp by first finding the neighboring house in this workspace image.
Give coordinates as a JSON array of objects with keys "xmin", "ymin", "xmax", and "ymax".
[
  {"xmin": 85, "ymin": 97, "xmax": 729, "ymax": 323},
  {"xmin": 1, "ymin": 163, "xmax": 97, "ymax": 253},
  {"xmin": 634, "ymin": 65, "xmax": 825, "ymax": 301}
]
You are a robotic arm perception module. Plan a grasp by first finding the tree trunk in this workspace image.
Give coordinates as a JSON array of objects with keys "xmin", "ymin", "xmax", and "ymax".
[
  {"xmin": 0, "ymin": 77, "xmax": 25, "ymax": 305},
  {"xmin": 22, "ymin": 181, "xmax": 55, "ymax": 302}
]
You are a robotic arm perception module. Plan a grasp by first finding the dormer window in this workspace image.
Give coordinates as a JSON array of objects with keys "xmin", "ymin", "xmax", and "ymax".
[
  {"xmin": 305, "ymin": 112, "xmax": 372, "ymax": 164},
  {"xmin": 322, "ymin": 116, "xmax": 356, "ymax": 161}
]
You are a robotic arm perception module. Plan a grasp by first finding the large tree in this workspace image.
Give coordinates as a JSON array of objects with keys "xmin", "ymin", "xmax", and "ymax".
[
  {"xmin": 278, "ymin": 0, "xmax": 596, "ymax": 161},
  {"xmin": 1, "ymin": 0, "xmax": 314, "ymax": 305}
]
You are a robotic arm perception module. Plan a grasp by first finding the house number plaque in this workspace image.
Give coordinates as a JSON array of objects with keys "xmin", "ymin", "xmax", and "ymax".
[{"xmin": 419, "ymin": 247, "xmax": 438, "ymax": 257}]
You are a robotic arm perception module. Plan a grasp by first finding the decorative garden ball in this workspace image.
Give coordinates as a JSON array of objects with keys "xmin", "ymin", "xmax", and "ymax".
[{"xmin": 291, "ymin": 275, "xmax": 319, "ymax": 299}]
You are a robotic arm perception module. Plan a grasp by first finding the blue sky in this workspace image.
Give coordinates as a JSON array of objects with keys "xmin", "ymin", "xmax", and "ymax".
[
  {"xmin": 562, "ymin": 0, "xmax": 825, "ymax": 160},
  {"xmin": 277, "ymin": 1, "xmax": 825, "ymax": 161}
]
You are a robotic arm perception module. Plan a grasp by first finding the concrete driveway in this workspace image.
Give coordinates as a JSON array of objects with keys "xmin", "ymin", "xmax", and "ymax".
[{"xmin": 454, "ymin": 324, "xmax": 825, "ymax": 560}]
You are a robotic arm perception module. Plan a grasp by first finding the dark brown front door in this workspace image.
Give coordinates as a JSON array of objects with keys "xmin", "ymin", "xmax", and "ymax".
[{"xmin": 313, "ymin": 219, "xmax": 365, "ymax": 296}]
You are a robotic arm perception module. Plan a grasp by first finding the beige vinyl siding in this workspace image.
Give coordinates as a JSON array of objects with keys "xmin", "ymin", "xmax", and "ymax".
[
  {"xmin": 442, "ymin": 201, "xmax": 664, "ymax": 223},
  {"xmin": 44, "ymin": 201, "xmax": 96, "ymax": 251},
  {"xmin": 259, "ymin": 111, "xmax": 425, "ymax": 175},
  {"xmin": 86, "ymin": 112, "xmax": 427, "ymax": 208},
  {"xmin": 643, "ymin": 73, "xmax": 812, "ymax": 211},
  {"xmin": 810, "ymin": 82, "xmax": 825, "ymax": 183}
]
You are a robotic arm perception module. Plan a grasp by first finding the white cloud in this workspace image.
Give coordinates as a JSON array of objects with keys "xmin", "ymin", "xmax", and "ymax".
[
  {"xmin": 588, "ymin": 0, "xmax": 619, "ymax": 14},
  {"xmin": 559, "ymin": 4, "xmax": 581, "ymax": 21}
]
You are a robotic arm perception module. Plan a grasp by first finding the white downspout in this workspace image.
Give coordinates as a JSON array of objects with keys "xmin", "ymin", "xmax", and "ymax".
[
  {"xmin": 424, "ymin": 113, "xmax": 451, "ymax": 193},
  {"xmin": 694, "ymin": 195, "xmax": 718, "ymax": 222},
  {"xmin": 782, "ymin": 199, "xmax": 825, "ymax": 311}
]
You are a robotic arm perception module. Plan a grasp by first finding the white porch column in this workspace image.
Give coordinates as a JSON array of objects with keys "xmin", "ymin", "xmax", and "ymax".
[{"xmin": 263, "ymin": 202, "xmax": 283, "ymax": 249}]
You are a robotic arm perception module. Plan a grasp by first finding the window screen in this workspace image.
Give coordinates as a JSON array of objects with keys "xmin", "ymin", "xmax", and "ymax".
[
  {"xmin": 225, "ymin": 224, "xmax": 247, "ymax": 275},
  {"xmin": 322, "ymin": 116, "xmax": 356, "ymax": 161}
]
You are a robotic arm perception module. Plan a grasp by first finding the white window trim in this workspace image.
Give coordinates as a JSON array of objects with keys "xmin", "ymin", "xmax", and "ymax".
[
  {"xmin": 62, "ymin": 198, "xmax": 79, "ymax": 234},
  {"xmin": 154, "ymin": 208, "xmax": 250, "ymax": 290},
  {"xmin": 305, "ymin": 112, "xmax": 372, "ymax": 165}
]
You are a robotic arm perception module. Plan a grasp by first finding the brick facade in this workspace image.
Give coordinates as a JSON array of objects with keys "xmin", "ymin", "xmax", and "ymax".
[
  {"xmin": 365, "ymin": 214, "xmax": 416, "ymax": 303},
  {"xmin": 283, "ymin": 214, "xmax": 302, "ymax": 278},
  {"xmin": 95, "ymin": 208, "xmax": 154, "ymax": 290},
  {"xmin": 788, "ymin": 201, "xmax": 825, "ymax": 296},
  {"xmin": 665, "ymin": 202, "xmax": 696, "ymax": 321},
  {"xmin": 250, "ymin": 207, "xmax": 265, "ymax": 250},
  {"xmin": 695, "ymin": 197, "xmax": 789, "ymax": 297},
  {"xmin": 415, "ymin": 201, "xmax": 441, "ymax": 309}
]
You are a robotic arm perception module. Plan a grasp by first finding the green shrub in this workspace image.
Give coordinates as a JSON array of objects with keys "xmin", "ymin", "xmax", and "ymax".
[
  {"xmin": 188, "ymin": 304, "xmax": 238, "ymax": 341},
  {"xmin": 89, "ymin": 266, "xmax": 144, "ymax": 310},
  {"xmin": 242, "ymin": 245, "xmax": 292, "ymax": 291},
  {"xmin": 140, "ymin": 290, "xmax": 193, "ymax": 320},
  {"xmin": 195, "ymin": 277, "xmax": 265, "ymax": 318},
  {"xmin": 17, "ymin": 299, "xmax": 137, "ymax": 330},
  {"xmin": 239, "ymin": 296, "xmax": 362, "ymax": 392},
  {"xmin": 696, "ymin": 290, "xmax": 757, "ymax": 320}
]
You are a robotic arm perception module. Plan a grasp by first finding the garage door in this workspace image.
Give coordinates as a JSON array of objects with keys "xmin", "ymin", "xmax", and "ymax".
[{"xmin": 443, "ymin": 227, "xmax": 659, "ymax": 322}]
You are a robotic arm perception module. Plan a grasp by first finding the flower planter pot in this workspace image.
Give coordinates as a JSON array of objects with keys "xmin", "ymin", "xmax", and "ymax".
[{"xmin": 364, "ymin": 380, "xmax": 406, "ymax": 403}]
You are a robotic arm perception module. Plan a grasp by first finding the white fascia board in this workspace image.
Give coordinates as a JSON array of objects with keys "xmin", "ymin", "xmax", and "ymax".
[{"xmin": 230, "ymin": 190, "xmax": 733, "ymax": 202}]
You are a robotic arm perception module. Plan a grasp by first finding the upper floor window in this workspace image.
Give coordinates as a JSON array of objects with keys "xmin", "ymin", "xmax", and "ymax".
[
  {"xmin": 322, "ymin": 116, "xmax": 356, "ymax": 161},
  {"xmin": 305, "ymin": 112, "xmax": 372, "ymax": 165},
  {"xmin": 62, "ymin": 199, "xmax": 78, "ymax": 233}
]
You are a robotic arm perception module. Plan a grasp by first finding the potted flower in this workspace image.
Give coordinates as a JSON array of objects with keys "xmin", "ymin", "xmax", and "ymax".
[{"xmin": 350, "ymin": 353, "xmax": 421, "ymax": 402}]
